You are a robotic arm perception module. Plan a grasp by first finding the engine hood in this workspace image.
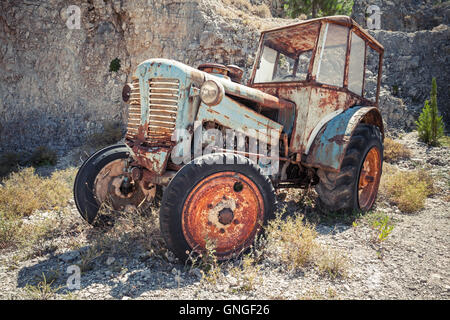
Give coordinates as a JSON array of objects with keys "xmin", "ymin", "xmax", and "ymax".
[{"xmin": 135, "ymin": 58, "xmax": 294, "ymax": 111}]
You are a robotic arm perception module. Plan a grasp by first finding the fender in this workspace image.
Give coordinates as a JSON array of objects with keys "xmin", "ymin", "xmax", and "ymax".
[{"xmin": 305, "ymin": 106, "xmax": 384, "ymax": 172}]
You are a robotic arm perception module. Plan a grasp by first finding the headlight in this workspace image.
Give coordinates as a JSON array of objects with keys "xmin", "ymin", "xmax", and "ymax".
[
  {"xmin": 200, "ymin": 79, "xmax": 224, "ymax": 106},
  {"xmin": 122, "ymin": 83, "xmax": 133, "ymax": 103}
]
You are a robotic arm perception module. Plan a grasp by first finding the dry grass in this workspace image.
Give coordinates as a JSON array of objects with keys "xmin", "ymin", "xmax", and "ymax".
[
  {"xmin": 222, "ymin": 0, "xmax": 272, "ymax": 18},
  {"xmin": 216, "ymin": 0, "xmax": 278, "ymax": 31},
  {"xmin": 383, "ymin": 137, "xmax": 411, "ymax": 163},
  {"xmin": 265, "ymin": 213, "xmax": 318, "ymax": 270},
  {"xmin": 379, "ymin": 164, "xmax": 434, "ymax": 213},
  {"xmin": 264, "ymin": 212, "xmax": 348, "ymax": 278},
  {"xmin": 84, "ymin": 205, "xmax": 165, "ymax": 263},
  {"xmin": 0, "ymin": 167, "xmax": 76, "ymax": 218},
  {"xmin": 0, "ymin": 146, "xmax": 58, "ymax": 178},
  {"xmin": 0, "ymin": 167, "xmax": 76, "ymax": 250}
]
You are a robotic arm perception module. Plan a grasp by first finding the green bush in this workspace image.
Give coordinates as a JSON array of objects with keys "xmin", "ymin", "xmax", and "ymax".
[
  {"xmin": 109, "ymin": 58, "xmax": 121, "ymax": 72},
  {"xmin": 416, "ymin": 77, "xmax": 444, "ymax": 146},
  {"xmin": 284, "ymin": 0, "xmax": 353, "ymax": 19}
]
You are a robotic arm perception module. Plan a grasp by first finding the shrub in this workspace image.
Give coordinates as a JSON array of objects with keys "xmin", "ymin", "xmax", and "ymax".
[
  {"xmin": 284, "ymin": 0, "xmax": 353, "ymax": 19},
  {"xmin": 0, "ymin": 152, "xmax": 21, "ymax": 177},
  {"xmin": 265, "ymin": 213, "xmax": 318, "ymax": 270},
  {"xmin": 383, "ymin": 137, "xmax": 411, "ymax": 163},
  {"xmin": 30, "ymin": 146, "xmax": 57, "ymax": 167},
  {"xmin": 109, "ymin": 58, "xmax": 121, "ymax": 72},
  {"xmin": 252, "ymin": 4, "xmax": 272, "ymax": 18},
  {"xmin": 416, "ymin": 77, "xmax": 444, "ymax": 146},
  {"xmin": 0, "ymin": 167, "xmax": 76, "ymax": 218},
  {"xmin": 380, "ymin": 165, "xmax": 434, "ymax": 213},
  {"xmin": 87, "ymin": 121, "xmax": 123, "ymax": 149}
]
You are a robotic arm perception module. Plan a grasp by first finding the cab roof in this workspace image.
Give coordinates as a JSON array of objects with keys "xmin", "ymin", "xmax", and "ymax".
[{"xmin": 261, "ymin": 16, "xmax": 384, "ymax": 54}]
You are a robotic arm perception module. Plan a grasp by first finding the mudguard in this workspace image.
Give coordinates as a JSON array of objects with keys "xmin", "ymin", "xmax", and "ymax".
[{"xmin": 305, "ymin": 106, "xmax": 383, "ymax": 172}]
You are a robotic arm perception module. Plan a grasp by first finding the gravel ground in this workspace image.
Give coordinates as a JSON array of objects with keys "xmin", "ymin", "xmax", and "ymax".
[{"xmin": 0, "ymin": 132, "xmax": 448, "ymax": 300}]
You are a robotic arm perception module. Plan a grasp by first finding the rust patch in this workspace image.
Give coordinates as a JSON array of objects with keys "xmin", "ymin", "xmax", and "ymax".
[
  {"xmin": 181, "ymin": 171, "xmax": 264, "ymax": 260},
  {"xmin": 328, "ymin": 134, "xmax": 346, "ymax": 145}
]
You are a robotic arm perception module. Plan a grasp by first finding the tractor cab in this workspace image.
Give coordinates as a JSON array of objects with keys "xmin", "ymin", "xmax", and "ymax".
[{"xmin": 250, "ymin": 16, "xmax": 384, "ymax": 158}]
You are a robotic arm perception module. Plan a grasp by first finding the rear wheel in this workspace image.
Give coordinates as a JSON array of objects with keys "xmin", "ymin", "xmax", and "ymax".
[
  {"xmin": 73, "ymin": 144, "xmax": 156, "ymax": 224},
  {"xmin": 315, "ymin": 124, "xmax": 383, "ymax": 212},
  {"xmin": 159, "ymin": 153, "xmax": 276, "ymax": 261}
]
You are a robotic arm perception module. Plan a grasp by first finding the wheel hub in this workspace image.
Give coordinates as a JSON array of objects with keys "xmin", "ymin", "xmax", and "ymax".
[
  {"xmin": 94, "ymin": 159, "xmax": 155, "ymax": 211},
  {"xmin": 218, "ymin": 208, "xmax": 234, "ymax": 225},
  {"xmin": 182, "ymin": 171, "xmax": 264, "ymax": 259}
]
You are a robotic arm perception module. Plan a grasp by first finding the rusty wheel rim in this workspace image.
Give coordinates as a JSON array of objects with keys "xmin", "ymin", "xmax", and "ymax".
[
  {"xmin": 94, "ymin": 159, "xmax": 155, "ymax": 212},
  {"xmin": 182, "ymin": 171, "xmax": 264, "ymax": 259},
  {"xmin": 358, "ymin": 147, "xmax": 382, "ymax": 210}
]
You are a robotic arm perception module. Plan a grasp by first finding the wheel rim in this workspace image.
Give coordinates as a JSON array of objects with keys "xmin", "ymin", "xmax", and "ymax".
[
  {"xmin": 358, "ymin": 147, "xmax": 382, "ymax": 210},
  {"xmin": 182, "ymin": 171, "xmax": 264, "ymax": 259},
  {"xmin": 93, "ymin": 159, "xmax": 155, "ymax": 212}
]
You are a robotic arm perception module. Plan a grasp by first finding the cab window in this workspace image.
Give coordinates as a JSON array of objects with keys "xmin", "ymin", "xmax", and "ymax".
[{"xmin": 316, "ymin": 23, "xmax": 348, "ymax": 87}]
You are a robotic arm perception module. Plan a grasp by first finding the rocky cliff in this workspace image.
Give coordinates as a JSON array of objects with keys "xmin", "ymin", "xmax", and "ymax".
[
  {"xmin": 0, "ymin": 0, "xmax": 448, "ymax": 153},
  {"xmin": 352, "ymin": 0, "xmax": 450, "ymax": 133}
]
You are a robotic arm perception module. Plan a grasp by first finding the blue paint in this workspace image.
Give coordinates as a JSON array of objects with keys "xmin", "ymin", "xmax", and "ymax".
[{"xmin": 308, "ymin": 106, "xmax": 365, "ymax": 171}]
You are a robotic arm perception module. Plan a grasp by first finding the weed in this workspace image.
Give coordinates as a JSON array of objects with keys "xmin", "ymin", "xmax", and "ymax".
[
  {"xmin": 380, "ymin": 165, "xmax": 434, "ymax": 212},
  {"xmin": 23, "ymin": 273, "xmax": 63, "ymax": 300},
  {"xmin": 439, "ymin": 135, "xmax": 450, "ymax": 147},
  {"xmin": 383, "ymin": 137, "xmax": 411, "ymax": 163},
  {"xmin": 265, "ymin": 212, "xmax": 318, "ymax": 271},
  {"xmin": 371, "ymin": 214, "xmax": 394, "ymax": 242},
  {"xmin": 0, "ymin": 167, "xmax": 76, "ymax": 218},
  {"xmin": 315, "ymin": 247, "xmax": 348, "ymax": 279},
  {"xmin": 77, "ymin": 246, "xmax": 103, "ymax": 273},
  {"xmin": 229, "ymin": 254, "xmax": 262, "ymax": 293},
  {"xmin": 0, "ymin": 212, "xmax": 21, "ymax": 249},
  {"xmin": 186, "ymin": 238, "xmax": 222, "ymax": 284}
]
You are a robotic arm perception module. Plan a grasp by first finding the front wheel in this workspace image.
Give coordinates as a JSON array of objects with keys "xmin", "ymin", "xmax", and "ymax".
[
  {"xmin": 73, "ymin": 144, "xmax": 156, "ymax": 224},
  {"xmin": 315, "ymin": 124, "xmax": 383, "ymax": 212},
  {"xmin": 159, "ymin": 153, "xmax": 276, "ymax": 261}
]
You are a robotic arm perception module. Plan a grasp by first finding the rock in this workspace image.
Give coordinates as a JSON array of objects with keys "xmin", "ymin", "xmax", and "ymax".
[
  {"xmin": 59, "ymin": 251, "xmax": 80, "ymax": 263},
  {"xmin": 189, "ymin": 268, "xmax": 203, "ymax": 279},
  {"xmin": 106, "ymin": 257, "xmax": 115, "ymax": 266}
]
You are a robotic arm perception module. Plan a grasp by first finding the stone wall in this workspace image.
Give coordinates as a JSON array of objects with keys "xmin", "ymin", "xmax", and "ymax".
[
  {"xmin": 0, "ymin": 0, "xmax": 448, "ymax": 153},
  {"xmin": 352, "ymin": 0, "xmax": 450, "ymax": 131},
  {"xmin": 352, "ymin": 0, "xmax": 450, "ymax": 32},
  {"xmin": 0, "ymin": 0, "xmax": 262, "ymax": 153}
]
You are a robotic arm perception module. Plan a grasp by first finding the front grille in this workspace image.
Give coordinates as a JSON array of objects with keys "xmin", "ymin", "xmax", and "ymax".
[
  {"xmin": 147, "ymin": 78, "xmax": 179, "ymax": 145},
  {"xmin": 125, "ymin": 77, "xmax": 141, "ymax": 140}
]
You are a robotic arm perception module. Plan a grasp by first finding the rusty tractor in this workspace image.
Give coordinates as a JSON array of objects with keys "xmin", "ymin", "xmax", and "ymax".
[{"xmin": 74, "ymin": 16, "xmax": 385, "ymax": 261}]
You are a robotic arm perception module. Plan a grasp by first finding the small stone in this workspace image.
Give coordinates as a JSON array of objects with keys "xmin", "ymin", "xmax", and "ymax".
[
  {"xmin": 106, "ymin": 257, "xmax": 115, "ymax": 266},
  {"xmin": 189, "ymin": 268, "xmax": 203, "ymax": 279}
]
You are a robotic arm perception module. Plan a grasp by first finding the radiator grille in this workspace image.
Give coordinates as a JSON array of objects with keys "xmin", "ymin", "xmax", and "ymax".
[
  {"xmin": 147, "ymin": 78, "xmax": 179, "ymax": 145},
  {"xmin": 125, "ymin": 77, "xmax": 141, "ymax": 140}
]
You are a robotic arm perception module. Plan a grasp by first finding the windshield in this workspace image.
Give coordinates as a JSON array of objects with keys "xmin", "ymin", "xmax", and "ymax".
[{"xmin": 253, "ymin": 22, "xmax": 319, "ymax": 84}]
